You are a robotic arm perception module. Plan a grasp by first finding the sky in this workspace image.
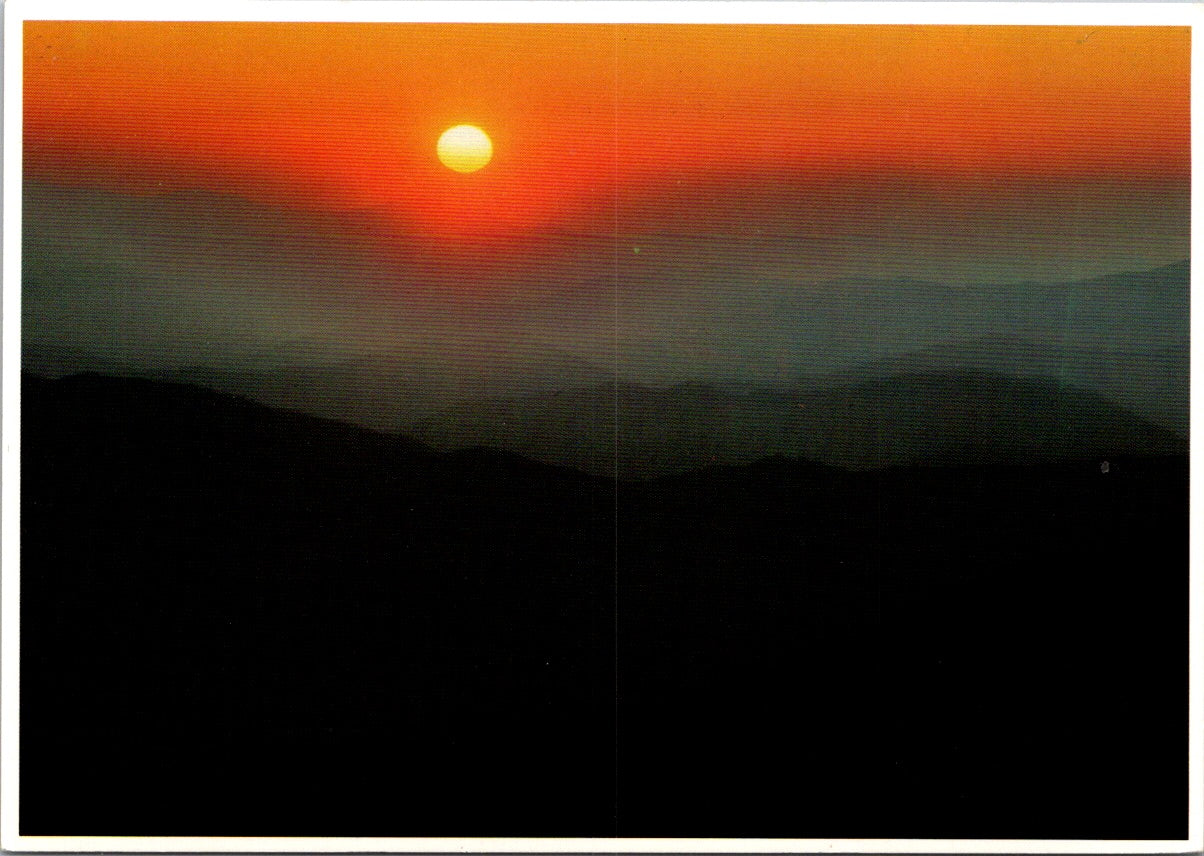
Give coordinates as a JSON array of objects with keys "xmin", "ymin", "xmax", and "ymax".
[
  {"xmin": 25, "ymin": 23, "xmax": 1189, "ymax": 234},
  {"xmin": 21, "ymin": 22, "xmax": 1191, "ymax": 423}
]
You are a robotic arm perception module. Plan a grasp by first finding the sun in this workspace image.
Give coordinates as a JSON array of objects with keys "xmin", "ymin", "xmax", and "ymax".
[{"xmin": 437, "ymin": 125, "xmax": 493, "ymax": 173}]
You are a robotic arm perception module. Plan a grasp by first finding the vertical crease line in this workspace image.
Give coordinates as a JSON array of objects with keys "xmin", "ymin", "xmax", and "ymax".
[{"xmin": 612, "ymin": 21, "xmax": 621, "ymax": 839}]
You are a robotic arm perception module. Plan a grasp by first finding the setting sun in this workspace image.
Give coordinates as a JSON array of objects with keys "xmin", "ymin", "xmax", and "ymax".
[{"xmin": 437, "ymin": 124, "xmax": 493, "ymax": 173}]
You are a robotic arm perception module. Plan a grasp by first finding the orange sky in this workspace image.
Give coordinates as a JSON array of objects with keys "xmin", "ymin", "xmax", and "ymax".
[{"xmin": 23, "ymin": 22, "xmax": 1190, "ymax": 236}]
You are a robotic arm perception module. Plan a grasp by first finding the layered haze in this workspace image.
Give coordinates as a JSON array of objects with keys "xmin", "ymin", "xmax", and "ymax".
[
  {"xmin": 23, "ymin": 177, "xmax": 1189, "ymax": 444},
  {"xmin": 24, "ymin": 23, "xmax": 1189, "ymax": 458}
]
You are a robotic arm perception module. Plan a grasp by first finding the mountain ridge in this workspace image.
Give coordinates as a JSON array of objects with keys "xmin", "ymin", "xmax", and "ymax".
[{"xmin": 412, "ymin": 368, "xmax": 1185, "ymax": 478}]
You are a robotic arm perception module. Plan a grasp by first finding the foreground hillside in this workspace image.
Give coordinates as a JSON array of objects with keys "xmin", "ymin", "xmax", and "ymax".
[{"xmin": 20, "ymin": 374, "xmax": 1187, "ymax": 838}]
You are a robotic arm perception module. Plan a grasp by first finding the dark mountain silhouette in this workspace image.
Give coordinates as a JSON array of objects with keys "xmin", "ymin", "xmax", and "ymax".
[
  {"xmin": 20, "ymin": 373, "xmax": 1186, "ymax": 838},
  {"xmin": 22, "ymin": 373, "xmax": 617, "ymax": 836},
  {"xmin": 808, "ymin": 336, "xmax": 1188, "ymax": 435},
  {"xmin": 21, "ymin": 340, "xmax": 616, "ymax": 432},
  {"xmin": 413, "ymin": 371, "xmax": 1185, "ymax": 478},
  {"xmin": 1077, "ymin": 258, "xmax": 1190, "ymax": 291}
]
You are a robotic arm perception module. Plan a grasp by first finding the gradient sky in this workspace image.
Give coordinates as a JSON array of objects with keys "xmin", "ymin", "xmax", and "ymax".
[
  {"xmin": 21, "ymin": 22, "xmax": 1191, "ymax": 423},
  {"xmin": 25, "ymin": 23, "xmax": 1189, "ymax": 236}
]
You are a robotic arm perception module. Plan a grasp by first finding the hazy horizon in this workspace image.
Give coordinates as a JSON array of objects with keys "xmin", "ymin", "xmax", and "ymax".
[{"xmin": 23, "ymin": 173, "xmax": 1189, "ymax": 435}]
